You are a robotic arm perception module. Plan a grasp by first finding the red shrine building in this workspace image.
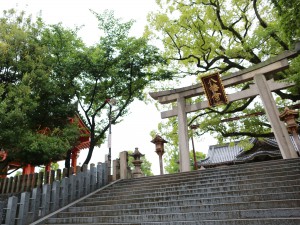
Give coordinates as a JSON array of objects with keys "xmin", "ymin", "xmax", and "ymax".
[{"xmin": 0, "ymin": 114, "xmax": 90, "ymax": 178}]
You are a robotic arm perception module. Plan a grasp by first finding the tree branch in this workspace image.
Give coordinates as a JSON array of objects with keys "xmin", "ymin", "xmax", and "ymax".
[
  {"xmin": 165, "ymin": 30, "xmax": 183, "ymax": 59},
  {"xmin": 274, "ymin": 90, "xmax": 300, "ymax": 102},
  {"xmin": 211, "ymin": 0, "xmax": 261, "ymax": 64},
  {"xmin": 253, "ymin": 0, "xmax": 289, "ymax": 50}
]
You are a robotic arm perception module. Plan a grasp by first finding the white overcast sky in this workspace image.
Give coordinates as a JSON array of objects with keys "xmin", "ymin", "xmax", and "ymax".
[
  {"xmin": 1, "ymin": 0, "xmax": 215, "ymax": 175},
  {"xmin": 1, "ymin": 0, "xmax": 160, "ymax": 44}
]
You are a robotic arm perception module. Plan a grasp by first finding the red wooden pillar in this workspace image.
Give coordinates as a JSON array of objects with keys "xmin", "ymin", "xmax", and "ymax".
[
  {"xmin": 71, "ymin": 148, "xmax": 79, "ymax": 173},
  {"xmin": 22, "ymin": 164, "xmax": 35, "ymax": 175},
  {"xmin": 0, "ymin": 151, "xmax": 8, "ymax": 178},
  {"xmin": 45, "ymin": 163, "xmax": 51, "ymax": 172},
  {"xmin": 0, "ymin": 167, "xmax": 8, "ymax": 178}
]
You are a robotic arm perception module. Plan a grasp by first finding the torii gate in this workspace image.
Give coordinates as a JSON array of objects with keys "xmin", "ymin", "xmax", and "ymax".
[{"xmin": 150, "ymin": 43, "xmax": 300, "ymax": 172}]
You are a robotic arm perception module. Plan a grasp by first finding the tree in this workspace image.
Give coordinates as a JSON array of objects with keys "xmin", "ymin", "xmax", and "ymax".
[
  {"xmin": 147, "ymin": 0, "xmax": 300, "ymax": 144},
  {"xmin": 0, "ymin": 10, "xmax": 82, "ymax": 175},
  {"xmin": 75, "ymin": 11, "xmax": 173, "ymax": 165},
  {"xmin": 270, "ymin": 0, "xmax": 300, "ymax": 41},
  {"xmin": 127, "ymin": 150, "xmax": 153, "ymax": 176},
  {"xmin": 164, "ymin": 149, "xmax": 206, "ymax": 174}
]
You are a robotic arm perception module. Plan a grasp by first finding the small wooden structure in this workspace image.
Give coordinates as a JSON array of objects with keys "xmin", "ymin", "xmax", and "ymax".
[
  {"xmin": 151, "ymin": 135, "xmax": 168, "ymax": 175},
  {"xmin": 280, "ymin": 107, "xmax": 300, "ymax": 153}
]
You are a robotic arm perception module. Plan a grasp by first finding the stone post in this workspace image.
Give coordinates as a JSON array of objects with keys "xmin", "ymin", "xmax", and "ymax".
[
  {"xmin": 119, "ymin": 151, "xmax": 129, "ymax": 179},
  {"xmin": 97, "ymin": 163, "xmax": 103, "ymax": 188},
  {"xmin": 105, "ymin": 154, "xmax": 112, "ymax": 182},
  {"xmin": 112, "ymin": 159, "xmax": 120, "ymax": 181},
  {"xmin": 18, "ymin": 192, "xmax": 30, "ymax": 225},
  {"xmin": 5, "ymin": 196, "xmax": 18, "ymax": 225}
]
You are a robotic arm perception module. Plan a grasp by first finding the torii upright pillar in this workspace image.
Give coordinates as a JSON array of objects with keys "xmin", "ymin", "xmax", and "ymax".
[
  {"xmin": 254, "ymin": 74, "xmax": 298, "ymax": 158},
  {"xmin": 177, "ymin": 97, "xmax": 190, "ymax": 172}
]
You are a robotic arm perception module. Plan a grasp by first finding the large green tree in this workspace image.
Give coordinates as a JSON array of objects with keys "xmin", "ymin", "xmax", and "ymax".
[
  {"xmin": 0, "ymin": 10, "xmax": 82, "ymax": 175},
  {"xmin": 271, "ymin": 0, "xmax": 300, "ymax": 41},
  {"xmin": 75, "ymin": 11, "xmax": 173, "ymax": 165},
  {"xmin": 147, "ymin": 0, "xmax": 300, "ymax": 144}
]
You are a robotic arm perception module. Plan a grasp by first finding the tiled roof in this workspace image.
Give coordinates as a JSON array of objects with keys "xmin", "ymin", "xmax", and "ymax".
[
  {"xmin": 76, "ymin": 140, "xmax": 90, "ymax": 150},
  {"xmin": 198, "ymin": 135, "xmax": 300, "ymax": 167},
  {"xmin": 235, "ymin": 150, "xmax": 281, "ymax": 163},
  {"xmin": 291, "ymin": 135, "xmax": 300, "ymax": 152},
  {"xmin": 263, "ymin": 135, "xmax": 300, "ymax": 152},
  {"xmin": 198, "ymin": 141, "xmax": 244, "ymax": 166}
]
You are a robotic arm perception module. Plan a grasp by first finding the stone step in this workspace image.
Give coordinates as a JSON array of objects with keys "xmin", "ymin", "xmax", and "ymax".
[
  {"xmin": 108, "ymin": 165, "xmax": 300, "ymax": 191},
  {"xmin": 68, "ymin": 198, "xmax": 300, "ymax": 213},
  {"xmin": 89, "ymin": 178, "xmax": 300, "ymax": 200},
  {"xmin": 45, "ymin": 207, "xmax": 300, "ymax": 223},
  {"xmin": 95, "ymin": 177, "xmax": 300, "ymax": 199},
  {"xmin": 82, "ymin": 184, "xmax": 300, "ymax": 203},
  {"xmin": 32, "ymin": 159, "xmax": 300, "ymax": 225},
  {"xmin": 94, "ymin": 173, "xmax": 300, "ymax": 197},
  {"xmin": 39, "ymin": 218, "xmax": 300, "ymax": 225},
  {"xmin": 63, "ymin": 199, "xmax": 300, "ymax": 216},
  {"xmin": 75, "ymin": 190, "xmax": 300, "ymax": 207},
  {"xmin": 103, "ymin": 171, "xmax": 300, "ymax": 194},
  {"xmin": 116, "ymin": 159, "xmax": 300, "ymax": 185}
]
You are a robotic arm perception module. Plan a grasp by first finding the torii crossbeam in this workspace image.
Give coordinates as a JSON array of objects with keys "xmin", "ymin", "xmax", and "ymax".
[{"xmin": 150, "ymin": 43, "xmax": 300, "ymax": 172}]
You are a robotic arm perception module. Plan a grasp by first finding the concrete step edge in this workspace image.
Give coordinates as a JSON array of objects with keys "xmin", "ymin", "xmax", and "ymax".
[
  {"xmin": 68, "ymin": 198, "xmax": 300, "ymax": 212},
  {"xmin": 112, "ymin": 168, "xmax": 300, "ymax": 189},
  {"xmin": 47, "ymin": 207, "xmax": 300, "ymax": 220},
  {"xmin": 97, "ymin": 178, "xmax": 300, "ymax": 197},
  {"xmin": 76, "ymin": 191, "xmax": 300, "ymax": 206},
  {"xmin": 63, "ymin": 199, "xmax": 300, "ymax": 215},
  {"xmin": 84, "ymin": 185, "xmax": 300, "ymax": 202},
  {"xmin": 36, "ymin": 218, "xmax": 300, "ymax": 225},
  {"xmin": 120, "ymin": 159, "xmax": 300, "ymax": 183}
]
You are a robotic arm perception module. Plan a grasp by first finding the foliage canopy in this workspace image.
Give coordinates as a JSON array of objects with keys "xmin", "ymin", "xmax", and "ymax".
[
  {"xmin": 0, "ymin": 9, "xmax": 81, "ymax": 174},
  {"xmin": 0, "ymin": 9, "xmax": 174, "ymax": 174},
  {"xmin": 147, "ymin": 0, "xmax": 300, "ymax": 146},
  {"xmin": 75, "ymin": 11, "xmax": 173, "ymax": 165}
]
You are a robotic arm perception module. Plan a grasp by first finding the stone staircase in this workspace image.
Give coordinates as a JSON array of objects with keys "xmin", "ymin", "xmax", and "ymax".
[{"xmin": 32, "ymin": 158, "xmax": 300, "ymax": 225}]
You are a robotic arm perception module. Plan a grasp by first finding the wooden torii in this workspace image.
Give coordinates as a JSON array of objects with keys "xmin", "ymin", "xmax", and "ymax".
[{"xmin": 150, "ymin": 43, "xmax": 300, "ymax": 172}]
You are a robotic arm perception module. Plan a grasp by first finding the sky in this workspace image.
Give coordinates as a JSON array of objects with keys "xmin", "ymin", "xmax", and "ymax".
[{"xmin": 1, "ymin": 0, "xmax": 216, "ymax": 175}]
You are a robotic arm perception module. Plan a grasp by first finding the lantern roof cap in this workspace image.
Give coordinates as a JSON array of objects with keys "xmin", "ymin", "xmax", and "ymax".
[
  {"xmin": 279, "ymin": 107, "xmax": 299, "ymax": 120},
  {"xmin": 129, "ymin": 147, "xmax": 144, "ymax": 158},
  {"xmin": 151, "ymin": 134, "xmax": 168, "ymax": 144}
]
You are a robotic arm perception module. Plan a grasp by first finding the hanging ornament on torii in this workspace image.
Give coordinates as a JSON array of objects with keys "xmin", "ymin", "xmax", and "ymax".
[{"xmin": 201, "ymin": 72, "xmax": 228, "ymax": 107}]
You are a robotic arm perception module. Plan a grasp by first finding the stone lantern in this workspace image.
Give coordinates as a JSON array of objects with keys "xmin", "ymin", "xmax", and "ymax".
[
  {"xmin": 129, "ymin": 148, "xmax": 144, "ymax": 178},
  {"xmin": 279, "ymin": 107, "xmax": 300, "ymax": 154},
  {"xmin": 151, "ymin": 135, "xmax": 168, "ymax": 175}
]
